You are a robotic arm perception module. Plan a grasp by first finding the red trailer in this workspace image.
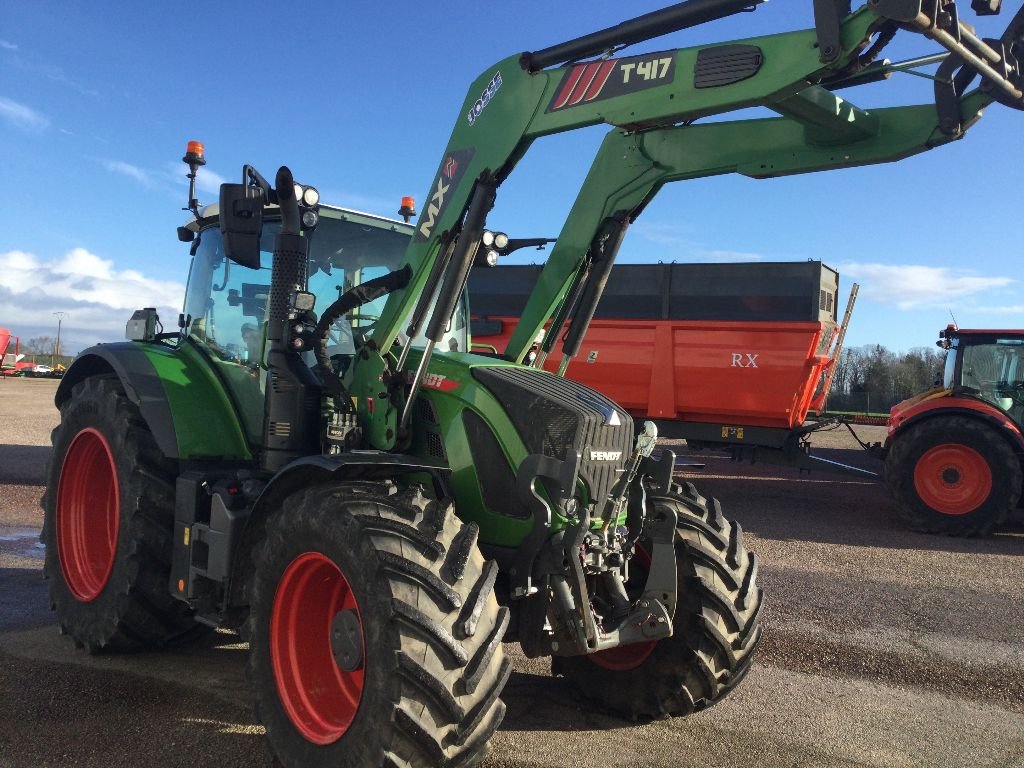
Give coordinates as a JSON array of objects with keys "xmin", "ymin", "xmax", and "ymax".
[
  {"xmin": 469, "ymin": 261, "xmax": 870, "ymax": 475},
  {"xmin": 0, "ymin": 328, "xmax": 21, "ymax": 376}
]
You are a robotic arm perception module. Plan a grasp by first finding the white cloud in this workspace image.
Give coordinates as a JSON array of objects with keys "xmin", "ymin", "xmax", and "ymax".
[
  {"xmin": 632, "ymin": 221, "xmax": 693, "ymax": 246},
  {"xmin": 0, "ymin": 248, "xmax": 185, "ymax": 351},
  {"xmin": 103, "ymin": 160, "xmax": 153, "ymax": 187},
  {"xmin": 0, "ymin": 40, "xmax": 17, "ymax": 51},
  {"xmin": 0, "ymin": 96, "xmax": 49, "ymax": 132},
  {"xmin": 840, "ymin": 262, "xmax": 1013, "ymax": 309}
]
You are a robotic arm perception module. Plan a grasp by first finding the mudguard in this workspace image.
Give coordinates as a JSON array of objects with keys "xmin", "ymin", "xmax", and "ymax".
[
  {"xmin": 226, "ymin": 452, "xmax": 451, "ymax": 608},
  {"xmin": 886, "ymin": 395, "xmax": 1024, "ymax": 454},
  {"xmin": 56, "ymin": 342, "xmax": 252, "ymax": 461}
]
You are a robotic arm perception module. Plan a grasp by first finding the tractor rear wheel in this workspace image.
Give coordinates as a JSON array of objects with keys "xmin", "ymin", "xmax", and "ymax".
[
  {"xmin": 886, "ymin": 416, "xmax": 1021, "ymax": 536},
  {"xmin": 553, "ymin": 481, "xmax": 762, "ymax": 719},
  {"xmin": 247, "ymin": 482, "xmax": 509, "ymax": 768},
  {"xmin": 41, "ymin": 376, "xmax": 202, "ymax": 652}
]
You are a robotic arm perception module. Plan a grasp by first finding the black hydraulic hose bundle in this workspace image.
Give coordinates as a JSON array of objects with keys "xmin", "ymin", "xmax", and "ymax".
[{"xmin": 313, "ymin": 265, "xmax": 412, "ymax": 406}]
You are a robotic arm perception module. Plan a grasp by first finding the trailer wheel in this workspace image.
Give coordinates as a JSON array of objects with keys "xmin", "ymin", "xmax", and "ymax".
[
  {"xmin": 886, "ymin": 416, "xmax": 1021, "ymax": 535},
  {"xmin": 553, "ymin": 481, "xmax": 763, "ymax": 719},
  {"xmin": 248, "ymin": 483, "xmax": 509, "ymax": 768},
  {"xmin": 41, "ymin": 376, "xmax": 203, "ymax": 652}
]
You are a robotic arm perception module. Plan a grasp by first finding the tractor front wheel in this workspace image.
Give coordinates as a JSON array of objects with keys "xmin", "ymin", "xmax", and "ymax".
[
  {"xmin": 41, "ymin": 376, "xmax": 202, "ymax": 651},
  {"xmin": 247, "ymin": 482, "xmax": 509, "ymax": 768},
  {"xmin": 553, "ymin": 481, "xmax": 763, "ymax": 719},
  {"xmin": 886, "ymin": 416, "xmax": 1021, "ymax": 535}
]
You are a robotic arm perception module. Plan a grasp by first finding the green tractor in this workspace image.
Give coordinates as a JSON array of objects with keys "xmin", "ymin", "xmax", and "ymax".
[{"xmin": 42, "ymin": 1, "xmax": 1023, "ymax": 765}]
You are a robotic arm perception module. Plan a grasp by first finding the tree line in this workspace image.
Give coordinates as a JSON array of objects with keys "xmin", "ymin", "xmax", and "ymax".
[
  {"xmin": 826, "ymin": 344, "xmax": 946, "ymax": 414},
  {"xmin": 18, "ymin": 336, "xmax": 73, "ymax": 367}
]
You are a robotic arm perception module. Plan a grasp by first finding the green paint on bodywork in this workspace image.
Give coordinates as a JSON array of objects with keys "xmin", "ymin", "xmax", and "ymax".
[
  {"xmin": 138, "ymin": 342, "xmax": 252, "ymax": 460},
  {"xmin": 401, "ymin": 348, "xmax": 600, "ymax": 546}
]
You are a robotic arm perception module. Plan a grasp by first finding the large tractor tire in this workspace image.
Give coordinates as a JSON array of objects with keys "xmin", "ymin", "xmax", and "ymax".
[
  {"xmin": 248, "ymin": 482, "xmax": 509, "ymax": 768},
  {"xmin": 553, "ymin": 481, "xmax": 762, "ymax": 719},
  {"xmin": 885, "ymin": 416, "xmax": 1022, "ymax": 536},
  {"xmin": 41, "ymin": 376, "xmax": 203, "ymax": 652}
]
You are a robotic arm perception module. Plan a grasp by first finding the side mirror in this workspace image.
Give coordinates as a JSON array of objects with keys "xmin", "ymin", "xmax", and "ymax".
[{"xmin": 219, "ymin": 183, "xmax": 264, "ymax": 269}]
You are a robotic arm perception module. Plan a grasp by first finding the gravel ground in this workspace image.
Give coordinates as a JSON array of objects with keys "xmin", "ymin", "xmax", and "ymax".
[{"xmin": 2, "ymin": 377, "xmax": 1022, "ymax": 768}]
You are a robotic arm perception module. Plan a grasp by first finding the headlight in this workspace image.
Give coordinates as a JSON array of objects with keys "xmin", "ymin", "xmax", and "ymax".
[
  {"xmin": 493, "ymin": 232, "xmax": 509, "ymax": 250},
  {"xmin": 302, "ymin": 186, "xmax": 320, "ymax": 206},
  {"xmin": 481, "ymin": 230, "xmax": 495, "ymax": 247}
]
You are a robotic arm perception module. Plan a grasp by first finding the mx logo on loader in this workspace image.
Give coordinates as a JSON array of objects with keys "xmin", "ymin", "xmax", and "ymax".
[
  {"xmin": 731, "ymin": 353, "xmax": 759, "ymax": 368},
  {"xmin": 415, "ymin": 147, "xmax": 476, "ymax": 242}
]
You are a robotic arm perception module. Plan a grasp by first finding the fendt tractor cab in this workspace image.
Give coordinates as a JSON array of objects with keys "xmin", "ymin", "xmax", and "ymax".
[
  {"xmin": 42, "ymin": 1, "xmax": 1023, "ymax": 766},
  {"xmin": 886, "ymin": 326, "xmax": 1024, "ymax": 535}
]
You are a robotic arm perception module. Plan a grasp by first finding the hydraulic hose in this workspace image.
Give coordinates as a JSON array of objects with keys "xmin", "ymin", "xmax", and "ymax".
[{"xmin": 313, "ymin": 266, "xmax": 412, "ymax": 405}]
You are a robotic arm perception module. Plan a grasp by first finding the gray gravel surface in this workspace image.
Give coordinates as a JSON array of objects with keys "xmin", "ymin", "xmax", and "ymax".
[{"xmin": 2, "ymin": 377, "xmax": 1022, "ymax": 768}]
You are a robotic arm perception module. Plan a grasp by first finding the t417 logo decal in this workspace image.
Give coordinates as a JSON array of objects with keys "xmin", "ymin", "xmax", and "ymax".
[{"xmin": 547, "ymin": 52, "xmax": 676, "ymax": 112}]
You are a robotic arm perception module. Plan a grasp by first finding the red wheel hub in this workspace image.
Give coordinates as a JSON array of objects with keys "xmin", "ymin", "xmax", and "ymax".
[
  {"xmin": 589, "ymin": 545, "xmax": 658, "ymax": 672},
  {"xmin": 271, "ymin": 552, "xmax": 365, "ymax": 744},
  {"xmin": 56, "ymin": 428, "xmax": 120, "ymax": 602},
  {"xmin": 913, "ymin": 443, "xmax": 993, "ymax": 516}
]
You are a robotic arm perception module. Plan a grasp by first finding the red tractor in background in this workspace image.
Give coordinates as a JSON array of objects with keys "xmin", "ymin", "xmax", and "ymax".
[{"xmin": 885, "ymin": 326, "xmax": 1024, "ymax": 536}]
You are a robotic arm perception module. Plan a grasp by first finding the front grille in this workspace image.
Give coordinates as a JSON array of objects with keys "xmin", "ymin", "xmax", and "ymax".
[
  {"xmin": 425, "ymin": 430, "xmax": 446, "ymax": 460},
  {"xmin": 472, "ymin": 365, "xmax": 633, "ymax": 513}
]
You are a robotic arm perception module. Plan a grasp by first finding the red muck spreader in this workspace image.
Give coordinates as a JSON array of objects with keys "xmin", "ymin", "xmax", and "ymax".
[{"xmin": 469, "ymin": 261, "xmax": 872, "ymax": 476}]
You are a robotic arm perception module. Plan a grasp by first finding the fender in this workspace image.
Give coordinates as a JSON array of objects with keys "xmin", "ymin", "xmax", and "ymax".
[
  {"xmin": 226, "ymin": 452, "xmax": 451, "ymax": 609},
  {"xmin": 885, "ymin": 395, "xmax": 1024, "ymax": 454},
  {"xmin": 56, "ymin": 342, "xmax": 251, "ymax": 461}
]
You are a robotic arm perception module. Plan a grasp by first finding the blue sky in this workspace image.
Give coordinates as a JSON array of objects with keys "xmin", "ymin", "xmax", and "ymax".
[{"xmin": 1, "ymin": 1, "xmax": 1021, "ymax": 354}]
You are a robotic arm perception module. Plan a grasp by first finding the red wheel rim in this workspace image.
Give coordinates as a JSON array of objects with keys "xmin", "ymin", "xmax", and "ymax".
[
  {"xmin": 56, "ymin": 428, "xmax": 120, "ymax": 602},
  {"xmin": 913, "ymin": 443, "xmax": 993, "ymax": 516},
  {"xmin": 271, "ymin": 552, "xmax": 365, "ymax": 744},
  {"xmin": 589, "ymin": 545, "xmax": 658, "ymax": 672}
]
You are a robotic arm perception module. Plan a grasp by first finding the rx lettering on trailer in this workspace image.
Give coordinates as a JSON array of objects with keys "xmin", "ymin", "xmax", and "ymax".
[{"xmin": 731, "ymin": 353, "xmax": 759, "ymax": 368}]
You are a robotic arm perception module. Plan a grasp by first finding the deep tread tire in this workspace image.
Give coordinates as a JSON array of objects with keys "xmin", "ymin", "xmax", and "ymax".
[
  {"xmin": 248, "ymin": 482, "xmax": 508, "ymax": 768},
  {"xmin": 554, "ymin": 481, "xmax": 763, "ymax": 719},
  {"xmin": 41, "ymin": 376, "xmax": 203, "ymax": 652},
  {"xmin": 886, "ymin": 416, "xmax": 1022, "ymax": 536}
]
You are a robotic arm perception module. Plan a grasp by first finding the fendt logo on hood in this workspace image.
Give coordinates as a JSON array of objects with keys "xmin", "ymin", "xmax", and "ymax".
[
  {"xmin": 590, "ymin": 450, "xmax": 622, "ymax": 462},
  {"xmin": 415, "ymin": 147, "xmax": 476, "ymax": 243}
]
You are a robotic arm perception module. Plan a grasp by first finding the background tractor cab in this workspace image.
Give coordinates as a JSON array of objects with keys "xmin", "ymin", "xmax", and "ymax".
[
  {"xmin": 939, "ymin": 327, "xmax": 1024, "ymax": 418},
  {"xmin": 885, "ymin": 325, "xmax": 1024, "ymax": 535}
]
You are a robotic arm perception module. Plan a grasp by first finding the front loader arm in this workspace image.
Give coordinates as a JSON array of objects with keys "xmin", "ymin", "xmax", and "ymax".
[
  {"xmin": 355, "ymin": 0, "xmax": 1021, "ymax": 450},
  {"xmin": 505, "ymin": 89, "xmax": 992, "ymax": 361},
  {"xmin": 369, "ymin": 7, "xmax": 879, "ymax": 354}
]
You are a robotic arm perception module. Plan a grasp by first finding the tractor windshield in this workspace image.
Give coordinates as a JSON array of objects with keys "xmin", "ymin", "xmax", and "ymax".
[
  {"xmin": 957, "ymin": 337, "xmax": 1024, "ymax": 419},
  {"xmin": 183, "ymin": 210, "xmax": 467, "ymax": 440}
]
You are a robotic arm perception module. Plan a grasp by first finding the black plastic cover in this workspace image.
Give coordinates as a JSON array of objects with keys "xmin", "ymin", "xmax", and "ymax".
[{"xmin": 693, "ymin": 44, "xmax": 764, "ymax": 88}]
